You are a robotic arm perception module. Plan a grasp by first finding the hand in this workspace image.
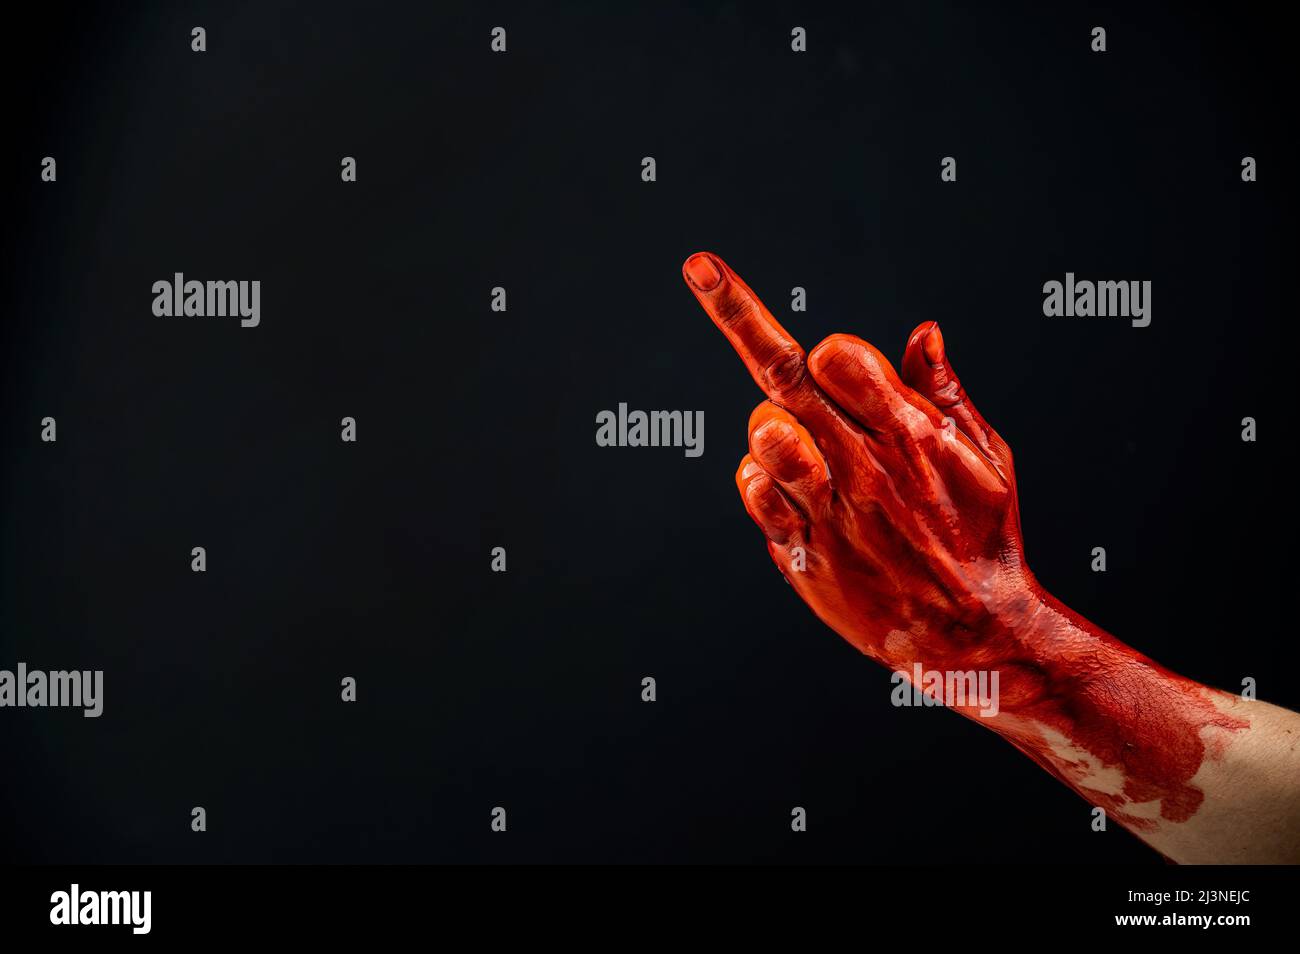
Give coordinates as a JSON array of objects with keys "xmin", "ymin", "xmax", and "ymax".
[
  {"xmin": 681, "ymin": 251, "xmax": 1300, "ymax": 863},
  {"xmin": 683, "ymin": 249, "xmax": 1031, "ymax": 679}
]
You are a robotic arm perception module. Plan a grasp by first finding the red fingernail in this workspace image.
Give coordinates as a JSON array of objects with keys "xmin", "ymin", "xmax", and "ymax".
[
  {"xmin": 684, "ymin": 253, "xmax": 722, "ymax": 291},
  {"xmin": 923, "ymin": 323, "xmax": 945, "ymax": 365}
]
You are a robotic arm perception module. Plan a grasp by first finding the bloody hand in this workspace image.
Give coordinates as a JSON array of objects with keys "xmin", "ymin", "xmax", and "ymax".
[{"xmin": 682, "ymin": 251, "xmax": 1248, "ymax": 838}]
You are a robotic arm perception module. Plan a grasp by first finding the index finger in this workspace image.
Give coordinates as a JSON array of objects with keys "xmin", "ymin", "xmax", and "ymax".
[{"xmin": 682, "ymin": 251, "xmax": 820, "ymax": 411}]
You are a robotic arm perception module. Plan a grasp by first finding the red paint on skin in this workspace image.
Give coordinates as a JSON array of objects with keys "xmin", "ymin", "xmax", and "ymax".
[
  {"xmin": 685, "ymin": 251, "xmax": 1250, "ymax": 838},
  {"xmin": 961, "ymin": 595, "xmax": 1248, "ymax": 828}
]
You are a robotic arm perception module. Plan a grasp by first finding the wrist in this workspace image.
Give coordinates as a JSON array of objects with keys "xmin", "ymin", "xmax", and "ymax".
[{"xmin": 980, "ymin": 585, "xmax": 1249, "ymax": 829}]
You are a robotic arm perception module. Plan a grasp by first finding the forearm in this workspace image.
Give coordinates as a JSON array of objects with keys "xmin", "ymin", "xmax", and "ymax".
[{"xmin": 978, "ymin": 589, "xmax": 1300, "ymax": 863}]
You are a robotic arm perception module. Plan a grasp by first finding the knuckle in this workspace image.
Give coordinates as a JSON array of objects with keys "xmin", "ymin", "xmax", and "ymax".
[
  {"xmin": 930, "ymin": 378, "xmax": 967, "ymax": 410},
  {"xmin": 745, "ymin": 473, "xmax": 780, "ymax": 511},
  {"xmin": 758, "ymin": 431, "xmax": 802, "ymax": 473},
  {"xmin": 811, "ymin": 333, "xmax": 856, "ymax": 360},
  {"xmin": 761, "ymin": 350, "xmax": 808, "ymax": 395},
  {"xmin": 735, "ymin": 454, "xmax": 762, "ymax": 484},
  {"xmin": 809, "ymin": 337, "xmax": 852, "ymax": 375},
  {"xmin": 747, "ymin": 400, "xmax": 779, "ymax": 432},
  {"xmin": 751, "ymin": 418, "xmax": 794, "ymax": 453}
]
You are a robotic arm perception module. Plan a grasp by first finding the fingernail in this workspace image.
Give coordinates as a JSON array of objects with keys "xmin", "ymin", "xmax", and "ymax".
[
  {"xmin": 684, "ymin": 253, "xmax": 722, "ymax": 291},
  {"xmin": 923, "ymin": 322, "xmax": 945, "ymax": 365}
]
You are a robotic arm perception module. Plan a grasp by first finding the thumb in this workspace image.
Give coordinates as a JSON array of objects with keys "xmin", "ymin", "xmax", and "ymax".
[{"xmin": 901, "ymin": 321, "xmax": 1013, "ymax": 478}]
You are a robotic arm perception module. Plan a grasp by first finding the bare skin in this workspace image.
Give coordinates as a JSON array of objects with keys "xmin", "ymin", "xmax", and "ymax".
[{"xmin": 683, "ymin": 250, "xmax": 1300, "ymax": 864}]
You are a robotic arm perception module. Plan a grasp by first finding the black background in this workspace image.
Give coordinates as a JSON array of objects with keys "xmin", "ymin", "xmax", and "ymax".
[{"xmin": 1, "ymin": 1, "xmax": 1291, "ymax": 864}]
